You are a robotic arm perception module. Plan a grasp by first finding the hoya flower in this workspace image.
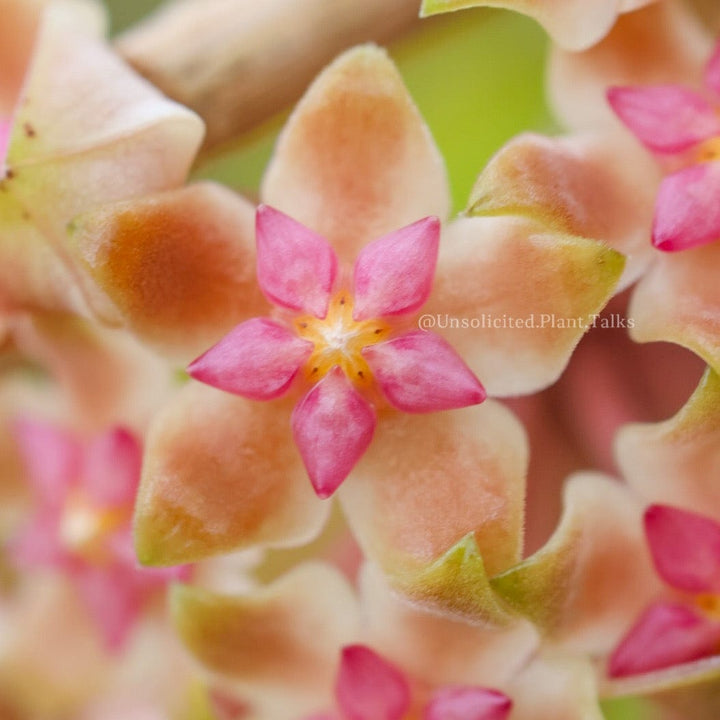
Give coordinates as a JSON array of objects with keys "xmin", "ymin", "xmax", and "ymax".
[
  {"xmin": 114, "ymin": 45, "xmax": 622, "ymax": 566},
  {"xmin": 172, "ymin": 562, "xmax": 604, "ymax": 720},
  {"xmin": 187, "ymin": 205, "xmax": 485, "ymax": 498},
  {"xmin": 418, "ymin": 0, "xmax": 658, "ymax": 52},
  {"xmin": 9, "ymin": 420, "xmax": 188, "ymax": 651},
  {"xmin": 0, "ymin": 0, "xmax": 202, "ymax": 318}
]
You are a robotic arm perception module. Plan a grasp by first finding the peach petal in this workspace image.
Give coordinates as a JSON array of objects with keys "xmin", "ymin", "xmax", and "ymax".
[
  {"xmin": 336, "ymin": 645, "xmax": 411, "ymax": 720},
  {"xmin": 172, "ymin": 563, "xmax": 359, "ymax": 717},
  {"xmin": 134, "ymin": 383, "xmax": 329, "ymax": 566},
  {"xmin": 363, "ymin": 331, "xmax": 485, "ymax": 413},
  {"xmin": 352, "ymin": 217, "xmax": 439, "ymax": 321},
  {"xmin": 426, "ymin": 215, "xmax": 624, "ymax": 396},
  {"xmin": 652, "ymin": 163, "xmax": 720, "ymax": 251},
  {"xmin": 262, "ymin": 45, "xmax": 449, "ymax": 263},
  {"xmin": 608, "ymin": 602, "xmax": 720, "ymax": 678},
  {"xmin": 340, "ymin": 400, "xmax": 526, "ymax": 619},
  {"xmin": 467, "ymin": 132, "xmax": 657, "ymax": 290},
  {"xmin": 67, "ymin": 182, "xmax": 266, "ymax": 359},
  {"xmin": 616, "ymin": 367, "xmax": 720, "ymax": 521},
  {"xmin": 292, "ymin": 368, "xmax": 376, "ymax": 499},
  {"xmin": 705, "ymin": 40, "xmax": 720, "ymax": 97},
  {"xmin": 491, "ymin": 474, "xmax": 662, "ymax": 654},
  {"xmin": 645, "ymin": 505, "xmax": 720, "ymax": 594},
  {"xmin": 188, "ymin": 318, "xmax": 313, "ymax": 401},
  {"xmin": 256, "ymin": 205, "xmax": 338, "ymax": 318}
]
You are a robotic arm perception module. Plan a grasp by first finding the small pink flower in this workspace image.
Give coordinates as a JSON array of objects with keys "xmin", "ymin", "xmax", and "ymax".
[
  {"xmin": 10, "ymin": 419, "xmax": 189, "ymax": 651},
  {"xmin": 607, "ymin": 40, "xmax": 720, "ymax": 251},
  {"xmin": 187, "ymin": 205, "xmax": 485, "ymax": 498},
  {"xmin": 608, "ymin": 504, "xmax": 720, "ymax": 678}
]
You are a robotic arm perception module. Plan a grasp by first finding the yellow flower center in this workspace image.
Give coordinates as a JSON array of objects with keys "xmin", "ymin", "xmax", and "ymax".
[
  {"xmin": 694, "ymin": 136, "xmax": 720, "ymax": 163},
  {"xmin": 59, "ymin": 492, "xmax": 127, "ymax": 564},
  {"xmin": 293, "ymin": 291, "xmax": 391, "ymax": 387},
  {"xmin": 695, "ymin": 593, "xmax": 720, "ymax": 620}
]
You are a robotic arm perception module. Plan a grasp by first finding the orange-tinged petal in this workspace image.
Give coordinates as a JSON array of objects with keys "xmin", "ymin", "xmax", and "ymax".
[
  {"xmin": 262, "ymin": 45, "xmax": 449, "ymax": 263},
  {"xmin": 491, "ymin": 474, "xmax": 662, "ymax": 655},
  {"xmin": 67, "ymin": 182, "xmax": 267, "ymax": 359},
  {"xmin": 468, "ymin": 132, "xmax": 657, "ymax": 290},
  {"xmin": 172, "ymin": 563, "xmax": 359, "ymax": 718},
  {"xmin": 339, "ymin": 401, "xmax": 527, "ymax": 620},
  {"xmin": 426, "ymin": 215, "xmax": 624, "ymax": 397},
  {"xmin": 616, "ymin": 367, "xmax": 720, "ymax": 521},
  {"xmin": 134, "ymin": 383, "xmax": 330, "ymax": 566},
  {"xmin": 548, "ymin": 1, "xmax": 711, "ymax": 133},
  {"xmin": 628, "ymin": 243, "xmax": 720, "ymax": 375}
]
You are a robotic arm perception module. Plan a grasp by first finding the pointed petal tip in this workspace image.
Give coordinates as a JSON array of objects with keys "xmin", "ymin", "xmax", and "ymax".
[{"xmin": 425, "ymin": 686, "xmax": 513, "ymax": 720}]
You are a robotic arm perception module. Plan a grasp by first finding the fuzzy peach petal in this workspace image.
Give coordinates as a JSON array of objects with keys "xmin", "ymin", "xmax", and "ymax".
[
  {"xmin": 261, "ymin": 45, "xmax": 450, "ymax": 264},
  {"xmin": 134, "ymin": 383, "xmax": 330, "ymax": 566},
  {"xmin": 548, "ymin": 2, "xmax": 712, "ymax": 133},
  {"xmin": 339, "ymin": 401, "xmax": 527, "ymax": 621},
  {"xmin": 171, "ymin": 563, "xmax": 359, "ymax": 718},
  {"xmin": 360, "ymin": 563, "xmax": 539, "ymax": 688},
  {"xmin": 628, "ymin": 243, "xmax": 720, "ymax": 375},
  {"xmin": 67, "ymin": 183, "xmax": 266, "ymax": 359},
  {"xmin": 616, "ymin": 367, "xmax": 720, "ymax": 520},
  {"xmin": 705, "ymin": 40, "xmax": 720, "ymax": 97},
  {"xmin": 491, "ymin": 474, "xmax": 663, "ymax": 655},
  {"xmin": 426, "ymin": 215, "xmax": 624, "ymax": 397},
  {"xmin": 467, "ymin": 132, "xmax": 657, "ymax": 290}
]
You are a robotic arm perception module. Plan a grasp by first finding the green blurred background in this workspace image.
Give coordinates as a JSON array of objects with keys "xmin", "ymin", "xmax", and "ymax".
[{"xmin": 103, "ymin": 2, "xmax": 652, "ymax": 718}]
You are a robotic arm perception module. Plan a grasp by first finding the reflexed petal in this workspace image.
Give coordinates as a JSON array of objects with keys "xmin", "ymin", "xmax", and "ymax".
[
  {"xmin": 352, "ymin": 217, "xmax": 440, "ymax": 321},
  {"xmin": 135, "ymin": 383, "xmax": 329, "ymax": 565},
  {"xmin": 645, "ymin": 505, "xmax": 720, "ymax": 594},
  {"xmin": 336, "ymin": 645, "xmax": 411, "ymax": 720},
  {"xmin": 616, "ymin": 368, "xmax": 720, "ymax": 521},
  {"xmin": 172, "ymin": 563, "xmax": 359, "ymax": 717},
  {"xmin": 492, "ymin": 474, "xmax": 662, "ymax": 654},
  {"xmin": 256, "ymin": 205, "xmax": 337, "ymax": 318},
  {"xmin": 652, "ymin": 163, "xmax": 720, "ymax": 251},
  {"xmin": 363, "ymin": 331, "xmax": 485, "ymax": 412},
  {"xmin": 10, "ymin": 511, "xmax": 66, "ymax": 568},
  {"xmin": 705, "ymin": 41, "xmax": 720, "ymax": 97},
  {"xmin": 292, "ymin": 368, "xmax": 376, "ymax": 498},
  {"xmin": 339, "ymin": 401, "xmax": 526, "ymax": 618},
  {"xmin": 629, "ymin": 243, "xmax": 720, "ymax": 374},
  {"xmin": 188, "ymin": 318, "xmax": 312, "ymax": 401},
  {"xmin": 13, "ymin": 418, "xmax": 81, "ymax": 505},
  {"xmin": 607, "ymin": 86, "xmax": 720, "ymax": 154},
  {"xmin": 426, "ymin": 216, "xmax": 624, "ymax": 396},
  {"xmin": 467, "ymin": 133, "xmax": 657, "ymax": 290},
  {"xmin": 608, "ymin": 602, "xmax": 720, "ymax": 678},
  {"xmin": 425, "ymin": 687, "xmax": 512, "ymax": 720},
  {"xmin": 420, "ymin": 0, "xmax": 621, "ymax": 52},
  {"xmin": 549, "ymin": 2, "xmax": 712, "ymax": 133},
  {"xmin": 67, "ymin": 183, "xmax": 267, "ymax": 359},
  {"xmin": 81, "ymin": 427, "xmax": 142, "ymax": 508},
  {"xmin": 262, "ymin": 45, "xmax": 450, "ymax": 263}
]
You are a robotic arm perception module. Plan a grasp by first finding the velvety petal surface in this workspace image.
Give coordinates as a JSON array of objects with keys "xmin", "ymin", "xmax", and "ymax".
[
  {"xmin": 262, "ymin": 45, "xmax": 450, "ymax": 263},
  {"xmin": 705, "ymin": 41, "xmax": 720, "ymax": 97},
  {"xmin": 352, "ymin": 217, "xmax": 439, "ymax": 321},
  {"xmin": 652, "ymin": 163, "xmax": 720, "ymax": 251},
  {"xmin": 336, "ymin": 645, "xmax": 411, "ymax": 720},
  {"xmin": 645, "ymin": 504, "xmax": 720, "ymax": 594},
  {"xmin": 339, "ymin": 400, "xmax": 526, "ymax": 621},
  {"xmin": 255, "ymin": 205, "xmax": 337, "ymax": 318},
  {"xmin": 426, "ymin": 215, "xmax": 624, "ymax": 396},
  {"xmin": 608, "ymin": 602, "xmax": 720, "ymax": 678},
  {"xmin": 549, "ymin": 2, "xmax": 712, "ymax": 132},
  {"xmin": 425, "ymin": 687, "xmax": 512, "ymax": 720},
  {"xmin": 134, "ymin": 383, "xmax": 329, "ymax": 566},
  {"xmin": 491, "ymin": 474, "xmax": 662, "ymax": 654},
  {"xmin": 67, "ymin": 183, "xmax": 267, "ymax": 359},
  {"xmin": 467, "ymin": 132, "xmax": 657, "ymax": 290},
  {"xmin": 292, "ymin": 368, "xmax": 376, "ymax": 499},
  {"xmin": 188, "ymin": 318, "xmax": 312, "ymax": 401},
  {"xmin": 616, "ymin": 367, "xmax": 720, "ymax": 521},
  {"xmin": 607, "ymin": 85, "xmax": 720, "ymax": 154},
  {"xmin": 172, "ymin": 563, "xmax": 359, "ymax": 718},
  {"xmin": 363, "ymin": 331, "xmax": 485, "ymax": 412}
]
